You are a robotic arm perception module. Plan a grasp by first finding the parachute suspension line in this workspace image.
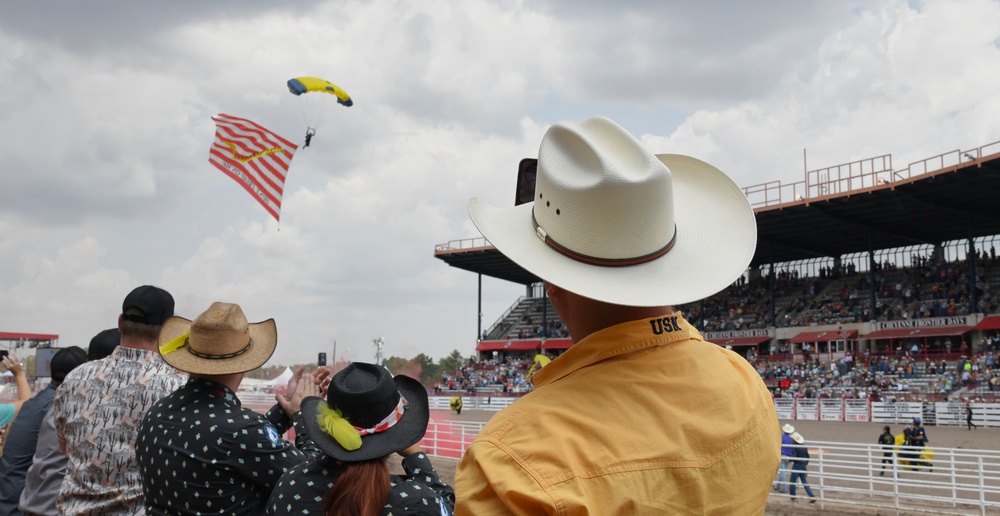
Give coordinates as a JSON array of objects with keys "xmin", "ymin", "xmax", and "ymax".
[
  {"xmin": 286, "ymin": 77, "xmax": 353, "ymax": 148},
  {"xmin": 295, "ymin": 95, "xmax": 310, "ymax": 130}
]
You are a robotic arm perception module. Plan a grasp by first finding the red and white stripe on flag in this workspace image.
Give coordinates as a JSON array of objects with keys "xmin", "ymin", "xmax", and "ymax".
[{"xmin": 208, "ymin": 114, "xmax": 298, "ymax": 221}]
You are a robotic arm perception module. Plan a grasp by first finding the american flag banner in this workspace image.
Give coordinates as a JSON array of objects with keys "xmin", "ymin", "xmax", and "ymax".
[{"xmin": 208, "ymin": 114, "xmax": 298, "ymax": 221}]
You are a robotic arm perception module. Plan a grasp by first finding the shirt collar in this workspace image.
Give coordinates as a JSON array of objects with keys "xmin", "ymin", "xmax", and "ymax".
[
  {"xmin": 187, "ymin": 377, "xmax": 240, "ymax": 405},
  {"xmin": 531, "ymin": 312, "xmax": 701, "ymax": 387},
  {"xmin": 112, "ymin": 345, "xmax": 160, "ymax": 361}
]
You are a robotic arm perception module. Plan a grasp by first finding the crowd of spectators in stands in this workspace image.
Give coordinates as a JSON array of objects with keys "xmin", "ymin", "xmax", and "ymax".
[
  {"xmin": 492, "ymin": 252, "xmax": 1000, "ymax": 340},
  {"xmin": 682, "ymin": 252, "xmax": 1000, "ymax": 331},
  {"xmin": 466, "ymin": 251, "xmax": 1000, "ymax": 403},
  {"xmin": 681, "ymin": 274, "xmax": 776, "ymax": 331},
  {"xmin": 755, "ymin": 349, "xmax": 1000, "ymax": 402},
  {"xmin": 433, "ymin": 347, "xmax": 1000, "ymax": 403},
  {"xmin": 435, "ymin": 356, "xmax": 537, "ymax": 395},
  {"xmin": 510, "ymin": 318, "xmax": 568, "ymax": 339}
]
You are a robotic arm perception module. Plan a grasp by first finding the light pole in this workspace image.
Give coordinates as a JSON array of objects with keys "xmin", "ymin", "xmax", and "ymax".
[{"xmin": 372, "ymin": 337, "xmax": 384, "ymax": 365}]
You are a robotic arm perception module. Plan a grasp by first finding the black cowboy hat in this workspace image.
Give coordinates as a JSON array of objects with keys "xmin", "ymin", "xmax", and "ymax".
[{"xmin": 300, "ymin": 362, "xmax": 429, "ymax": 462}]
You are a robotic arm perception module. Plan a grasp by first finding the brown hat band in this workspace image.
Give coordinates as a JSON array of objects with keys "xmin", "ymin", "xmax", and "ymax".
[
  {"xmin": 186, "ymin": 338, "xmax": 253, "ymax": 360},
  {"xmin": 532, "ymin": 213, "xmax": 676, "ymax": 267}
]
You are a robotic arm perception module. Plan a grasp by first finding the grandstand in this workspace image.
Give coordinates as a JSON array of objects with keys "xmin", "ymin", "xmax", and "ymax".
[
  {"xmin": 0, "ymin": 332, "xmax": 59, "ymax": 349},
  {"xmin": 434, "ymin": 138, "xmax": 1000, "ymax": 401}
]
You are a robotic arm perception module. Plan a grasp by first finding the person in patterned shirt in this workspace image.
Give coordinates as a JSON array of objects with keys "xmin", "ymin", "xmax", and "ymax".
[
  {"xmin": 267, "ymin": 362, "xmax": 454, "ymax": 516},
  {"xmin": 53, "ymin": 285, "xmax": 187, "ymax": 515},
  {"xmin": 137, "ymin": 301, "xmax": 326, "ymax": 515}
]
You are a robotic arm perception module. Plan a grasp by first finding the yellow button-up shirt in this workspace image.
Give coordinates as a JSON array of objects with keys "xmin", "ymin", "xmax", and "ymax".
[{"xmin": 456, "ymin": 313, "xmax": 779, "ymax": 515}]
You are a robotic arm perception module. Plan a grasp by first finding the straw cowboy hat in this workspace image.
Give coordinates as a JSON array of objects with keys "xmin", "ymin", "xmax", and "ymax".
[
  {"xmin": 300, "ymin": 362, "xmax": 429, "ymax": 462},
  {"xmin": 469, "ymin": 116, "xmax": 756, "ymax": 307},
  {"xmin": 791, "ymin": 432, "xmax": 805, "ymax": 445},
  {"xmin": 157, "ymin": 302, "xmax": 277, "ymax": 375},
  {"xmin": 782, "ymin": 424, "xmax": 795, "ymax": 434}
]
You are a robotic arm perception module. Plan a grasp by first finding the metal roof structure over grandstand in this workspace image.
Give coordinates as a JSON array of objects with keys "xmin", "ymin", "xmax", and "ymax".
[
  {"xmin": 0, "ymin": 332, "xmax": 59, "ymax": 348},
  {"xmin": 434, "ymin": 140, "xmax": 1000, "ymax": 285}
]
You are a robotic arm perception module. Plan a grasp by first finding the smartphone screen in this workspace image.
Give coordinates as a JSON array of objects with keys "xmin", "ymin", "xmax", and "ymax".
[
  {"xmin": 514, "ymin": 158, "xmax": 538, "ymax": 206},
  {"xmin": 0, "ymin": 349, "xmax": 8, "ymax": 372}
]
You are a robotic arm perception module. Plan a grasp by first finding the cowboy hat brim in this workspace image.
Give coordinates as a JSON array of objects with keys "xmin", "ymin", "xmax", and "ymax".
[
  {"xmin": 469, "ymin": 154, "xmax": 756, "ymax": 307},
  {"xmin": 157, "ymin": 316, "xmax": 277, "ymax": 375},
  {"xmin": 300, "ymin": 374, "xmax": 429, "ymax": 462}
]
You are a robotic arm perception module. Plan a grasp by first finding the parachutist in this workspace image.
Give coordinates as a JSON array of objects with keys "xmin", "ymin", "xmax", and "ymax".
[{"xmin": 304, "ymin": 128, "xmax": 316, "ymax": 148}]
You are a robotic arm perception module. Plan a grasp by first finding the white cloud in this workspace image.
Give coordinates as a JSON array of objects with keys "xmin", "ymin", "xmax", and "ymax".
[
  {"xmin": 1, "ymin": 0, "xmax": 998, "ymax": 366},
  {"xmin": 643, "ymin": 0, "xmax": 1000, "ymax": 188}
]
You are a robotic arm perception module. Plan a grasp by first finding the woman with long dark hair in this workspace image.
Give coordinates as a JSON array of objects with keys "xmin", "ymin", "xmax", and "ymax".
[{"xmin": 266, "ymin": 362, "xmax": 454, "ymax": 515}]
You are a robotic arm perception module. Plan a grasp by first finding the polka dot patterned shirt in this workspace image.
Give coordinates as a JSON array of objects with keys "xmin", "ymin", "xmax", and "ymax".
[
  {"xmin": 136, "ymin": 378, "xmax": 321, "ymax": 515},
  {"xmin": 266, "ymin": 452, "xmax": 455, "ymax": 515}
]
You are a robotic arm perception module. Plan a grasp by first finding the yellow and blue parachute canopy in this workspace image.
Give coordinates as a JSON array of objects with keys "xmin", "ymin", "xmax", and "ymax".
[{"xmin": 287, "ymin": 77, "xmax": 353, "ymax": 106}]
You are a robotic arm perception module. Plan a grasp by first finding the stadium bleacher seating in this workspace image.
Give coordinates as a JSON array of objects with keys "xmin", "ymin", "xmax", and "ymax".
[{"xmin": 463, "ymin": 253, "xmax": 1000, "ymax": 403}]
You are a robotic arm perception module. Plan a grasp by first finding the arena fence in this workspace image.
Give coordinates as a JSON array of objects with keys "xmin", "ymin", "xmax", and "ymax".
[
  {"xmin": 773, "ymin": 398, "xmax": 1000, "ymax": 428},
  {"xmin": 771, "ymin": 441, "xmax": 1000, "ymax": 516},
  {"xmin": 416, "ymin": 416, "xmax": 1000, "ymax": 515},
  {"xmin": 246, "ymin": 391, "xmax": 1000, "ymax": 426},
  {"xmin": 243, "ymin": 392, "xmax": 521, "ymax": 413},
  {"xmin": 246, "ymin": 393, "xmax": 1000, "ymax": 427},
  {"xmin": 428, "ymin": 395, "xmax": 517, "ymax": 412}
]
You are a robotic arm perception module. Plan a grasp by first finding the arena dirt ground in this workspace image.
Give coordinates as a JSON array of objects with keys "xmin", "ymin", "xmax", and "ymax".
[{"xmin": 420, "ymin": 409, "xmax": 998, "ymax": 515}]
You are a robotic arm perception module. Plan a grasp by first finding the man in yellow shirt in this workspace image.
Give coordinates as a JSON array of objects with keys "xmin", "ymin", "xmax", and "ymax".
[{"xmin": 456, "ymin": 116, "xmax": 780, "ymax": 514}]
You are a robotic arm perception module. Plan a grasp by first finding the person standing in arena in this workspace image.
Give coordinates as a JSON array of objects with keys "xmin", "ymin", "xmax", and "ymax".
[
  {"xmin": 455, "ymin": 116, "xmax": 779, "ymax": 514},
  {"xmin": 900, "ymin": 425, "xmax": 917, "ymax": 464},
  {"xmin": 966, "ymin": 402, "xmax": 977, "ymax": 430},
  {"xmin": 877, "ymin": 425, "xmax": 895, "ymax": 476},
  {"xmin": 774, "ymin": 423, "xmax": 795, "ymax": 493},
  {"xmin": 788, "ymin": 432, "xmax": 817, "ymax": 503},
  {"xmin": 906, "ymin": 417, "xmax": 931, "ymax": 469},
  {"xmin": 53, "ymin": 285, "xmax": 187, "ymax": 514},
  {"xmin": 907, "ymin": 418, "xmax": 928, "ymax": 447}
]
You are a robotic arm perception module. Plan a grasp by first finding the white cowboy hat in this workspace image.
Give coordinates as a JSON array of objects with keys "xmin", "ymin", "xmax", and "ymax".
[
  {"xmin": 469, "ymin": 116, "xmax": 756, "ymax": 307},
  {"xmin": 791, "ymin": 432, "xmax": 804, "ymax": 444},
  {"xmin": 782, "ymin": 423, "xmax": 795, "ymax": 434}
]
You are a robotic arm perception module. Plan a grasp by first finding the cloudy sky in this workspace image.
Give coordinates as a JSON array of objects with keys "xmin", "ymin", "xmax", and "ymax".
[{"xmin": 2, "ymin": 0, "xmax": 999, "ymax": 367}]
